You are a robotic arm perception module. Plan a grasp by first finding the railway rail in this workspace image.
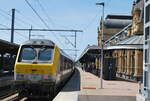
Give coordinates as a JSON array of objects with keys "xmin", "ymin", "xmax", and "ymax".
[
  {"xmin": 1, "ymin": 93, "xmax": 27, "ymax": 101},
  {"xmin": 0, "ymin": 87, "xmax": 18, "ymax": 101}
]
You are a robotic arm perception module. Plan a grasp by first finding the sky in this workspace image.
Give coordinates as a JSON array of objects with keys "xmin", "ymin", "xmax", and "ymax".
[{"xmin": 0, "ymin": 0, "xmax": 134, "ymax": 59}]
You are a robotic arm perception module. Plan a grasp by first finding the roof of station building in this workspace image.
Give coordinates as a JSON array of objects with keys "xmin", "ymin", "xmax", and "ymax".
[
  {"xmin": 106, "ymin": 35, "xmax": 143, "ymax": 50},
  {"xmin": 77, "ymin": 45, "xmax": 101, "ymax": 62},
  {"xmin": 106, "ymin": 15, "xmax": 132, "ymax": 20},
  {"xmin": 117, "ymin": 35, "xmax": 143, "ymax": 45},
  {"xmin": 0, "ymin": 39, "xmax": 19, "ymax": 54},
  {"xmin": 104, "ymin": 15, "xmax": 132, "ymax": 28}
]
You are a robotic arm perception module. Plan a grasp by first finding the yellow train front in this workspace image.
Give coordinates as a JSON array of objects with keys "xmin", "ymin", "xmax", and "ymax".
[{"xmin": 14, "ymin": 40, "xmax": 74, "ymax": 99}]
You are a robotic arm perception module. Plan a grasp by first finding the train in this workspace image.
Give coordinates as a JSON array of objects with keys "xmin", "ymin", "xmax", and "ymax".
[{"xmin": 14, "ymin": 39, "xmax": 74, "ymax": 99}]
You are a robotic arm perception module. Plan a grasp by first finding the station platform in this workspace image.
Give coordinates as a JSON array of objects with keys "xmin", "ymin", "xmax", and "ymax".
[{"xmin": 53, "ymin": 67, "xmax": 138, "ymax": 101}]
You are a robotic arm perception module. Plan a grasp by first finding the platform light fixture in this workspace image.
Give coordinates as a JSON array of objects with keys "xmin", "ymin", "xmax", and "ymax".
[{"xmin": 96, "ymin": 2, "xmax": 105, "ymax": 89}]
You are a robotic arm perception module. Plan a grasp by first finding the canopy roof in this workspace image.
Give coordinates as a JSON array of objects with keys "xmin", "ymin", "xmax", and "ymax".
[
  {"xmin": 0, "ymin": 39, "xmax": 19, "ymax": 54},
  {"xmin": 77, "ymin": 45, "xmax": 101, "ymax": 63}
]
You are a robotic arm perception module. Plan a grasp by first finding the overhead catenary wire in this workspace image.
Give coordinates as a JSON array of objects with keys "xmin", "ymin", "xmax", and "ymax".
[
  {"xmin": 36, "ymin": 0, "xmax": 80, "ymax": 59},
  {"xmin": 25, "ymin": 0, "xmax": 83, "ymax": 56},
  {"xmin": 24, "ymin": 0, "xmax": 66, "ymax": 49},
  {"xmin": 0, "ymin": 11, "xmax": 11, "ymax": 20},
  {"xmin": 0, "ymin": 9, "xmax": 33, "ymax": 29},
  {"xmin": 0, "ymin": 23, "xmax": 28, "ymax": 40},
  {"xmin": 36, "ymin": 0, "xmax": 74, "ymax": 51},
  {"xmin": 83, "ymin": 11, "xmax": 100, "ymax": 31},
  {"xmin": 36, "ymin": 0, "xmax": 77, "ymax": 51},
  {"xmin": 15, "ymin": 9, "xmax": 42, "ymax": 28},
  {"xmin": 24, "ymin": 0, "xmax": 50, "ymax": 28},
  {"xmin": 37, "ymin": 0, "xmax": 77, "ymax": 53},
  {"xmin": 35, "ymin": 0, "xmax": 69, "ymax": 48},
  {"xmin": 0, "ymin": 8, "xmax": 31, "ymax": 28},
  {"xmin": 76, "ymin": 9, "xmax": 101, "ymax": 59},
  {"xmin": 36, "ymin": 0, "xmax": 56, "ymax": 28},
  {"xmin": 79, "ymin": 11, "xmax": 100, "ymax": 43},
  {"xmin": 36, "ymin": 0, "xmax": 71, "ymax": 29}
]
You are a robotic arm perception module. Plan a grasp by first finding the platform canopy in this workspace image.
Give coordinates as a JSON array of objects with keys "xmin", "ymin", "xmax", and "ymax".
[
  {"xmin": 0, "ymin": 39, "xmax": 19, "ymax": 54},
  {"xmin": 106, "ymin": 35, "xmax": 143, "ymax": 50},
  {"xmin": 77, "ymin": 45, "xmax": 101, "ymax": 63}
]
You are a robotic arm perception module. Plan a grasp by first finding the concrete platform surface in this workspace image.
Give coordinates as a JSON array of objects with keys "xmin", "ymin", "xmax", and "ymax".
[
  {"xmin": 79, "ymin": 67, "xmax": 138, "ymax": 101},
  {"xmin": 54, "ymin": 67, "xmax": 138, "ymax": 101}
]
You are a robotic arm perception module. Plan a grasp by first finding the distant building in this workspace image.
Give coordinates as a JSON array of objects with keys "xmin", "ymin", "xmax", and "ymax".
[{"xmin": 97, "ymin": 14, "xmax": 132, "ymax": 46}]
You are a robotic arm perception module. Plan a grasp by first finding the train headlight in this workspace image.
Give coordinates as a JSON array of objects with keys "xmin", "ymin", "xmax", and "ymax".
[
  {"xmin": 43, "ymin": 74, "xmax": 49, "ymax": 79},
  {"xmin": 42, "ymin": 74, "xmax": 56, "ymax": 81},
  {"xmin": 16, "ymin": 73, "xmax": 28, "ymax": 80}
]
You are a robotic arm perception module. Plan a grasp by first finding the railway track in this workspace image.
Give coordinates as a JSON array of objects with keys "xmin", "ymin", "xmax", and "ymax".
[
  {"xmin": 0, "ymin": 70, "xmax": 75, "ymax": 101},
  {"xmin": 0, "ymin": 86, "xmax": 15, "ymax": 98},
  {"xmin": 1, "ymin": 93, "xmax": 18, "ymax": 101},
  {"xmin": 0, "ymin": 91, "xmax": 55, "ymax": 101},
  {"xmin": 1, "ymin": 92, "xmax": 27, "ymax": 101}
]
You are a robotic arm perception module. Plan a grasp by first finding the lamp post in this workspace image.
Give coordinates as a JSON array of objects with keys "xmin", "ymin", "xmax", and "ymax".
[{"xmin": 96, "ymin": 2, "xmax": 105, "ymax": 89}]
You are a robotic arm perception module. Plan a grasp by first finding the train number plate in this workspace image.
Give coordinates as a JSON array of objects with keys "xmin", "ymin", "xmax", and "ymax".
[{"xmin": 29, "ymin": 74, "xmax": 41, "ymax": 81}]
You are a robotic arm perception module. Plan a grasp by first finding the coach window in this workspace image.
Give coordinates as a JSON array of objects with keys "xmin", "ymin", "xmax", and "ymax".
[{"xmin": 60, "ymin": 56, "xmax": 63, "ymax": 71}]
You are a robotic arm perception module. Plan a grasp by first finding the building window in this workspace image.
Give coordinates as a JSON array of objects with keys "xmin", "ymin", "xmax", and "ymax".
[
  {"xmin": 145, "ymin": 4, "xmax": 150, "ymax": 23},
  {"xmin": 145, "ymin": 27, "xmax": 149, "ymax": 40},
  {"xmin": 145, "ymin": 41, "xmax": 148, "ymax": 44},
  {"xmin": 144, "ymin": 71, "xmax": 148, "ymax": 88},
  {"xmin": 145, "ymin": 49, "xmax": 149, "ymax": 63}
]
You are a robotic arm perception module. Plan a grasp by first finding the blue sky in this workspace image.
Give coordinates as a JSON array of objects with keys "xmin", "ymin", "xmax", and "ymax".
[{"xmin": 0, "ymin": 0, "xmax": 134, "ymax": 59}]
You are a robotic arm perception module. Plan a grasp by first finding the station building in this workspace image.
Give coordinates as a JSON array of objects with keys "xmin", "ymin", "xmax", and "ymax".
[
  {"xmin": 97, "ymin": 14, "xmax": 132, "ymax": 46},
  {"xmin": 104, "ymin": 0, "xmax": 144, "ymax": 81},
  {"xmin": 79, "ymin": 0, "xmax": 144, "ymax": 81}
]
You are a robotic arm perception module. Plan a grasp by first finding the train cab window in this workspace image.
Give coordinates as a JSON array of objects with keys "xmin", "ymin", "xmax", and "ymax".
[
  {"xmin": 18, "ymin": 45, "xmax": 54, "ymax": 63},
  {"xmin": 38, "ymin": 48, "xmax": 53, "ymax": 61},
  {"xmin": 20, "ymin": 48, "xmax": 36, "ymax": 62}
]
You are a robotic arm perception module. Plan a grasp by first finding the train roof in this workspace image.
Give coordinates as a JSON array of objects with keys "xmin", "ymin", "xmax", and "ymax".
[
  {"xmin": 22, "ymin": 39, "xmax": 74, "ymax": 62},
  {"xmin": 60, "ymin": 49, "xmax": 74, "ymax": 62},
  {"xmin": 22, "ymin": 39, "xmax": 55, "ymax": 46}
]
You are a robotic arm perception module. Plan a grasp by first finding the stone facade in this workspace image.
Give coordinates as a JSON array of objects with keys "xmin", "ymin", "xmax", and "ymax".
[
  {"xmin": 131, "ymin": 0, "xmax": 144, "ymax": 35},
  {"xmin": 113, "ymin": 49, "xmax": 143, "ymax": 81},
  {"xmin": 97, "ymin": 15, "xmax": 132, "ymax": 46},
  {"xmin": 97, "ymin": 0, "xmax": 144, "ymax": 81}
]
